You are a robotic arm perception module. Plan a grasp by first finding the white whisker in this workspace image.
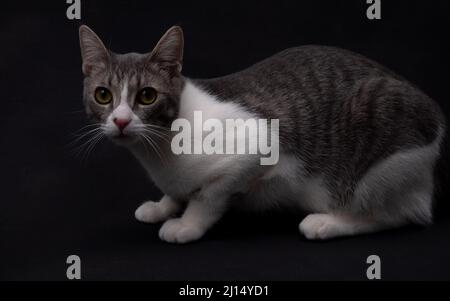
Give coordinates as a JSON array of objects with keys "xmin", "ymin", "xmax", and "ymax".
[
  {"xmin": 141, "ymin": 128, "xmax": 171, "ymax": 144},
  {"xmin": 68, "ymin": 124, "xmax": 106, "ymax": 163},
  {"xmin": 140, "ymin": 133, "xmax": 167, "ymax": 166}
]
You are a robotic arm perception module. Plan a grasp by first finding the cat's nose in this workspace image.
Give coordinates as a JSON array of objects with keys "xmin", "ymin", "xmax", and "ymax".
[{"xmin": 113, "ymin": 118, "xmax": 131, "ymax": 131}]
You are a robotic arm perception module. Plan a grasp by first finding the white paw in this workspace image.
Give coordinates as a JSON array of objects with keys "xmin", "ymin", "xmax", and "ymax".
[
  {"xmin": 159, "ymin": 218, "xmax": 205, "ymax": 244},
  {"xmin": 299, "ymin": 214, "xmax": 343, "ymax": 240},
  {"xmin": 135, "ymin": 201, "xmax": 168, "ymax": 224}
]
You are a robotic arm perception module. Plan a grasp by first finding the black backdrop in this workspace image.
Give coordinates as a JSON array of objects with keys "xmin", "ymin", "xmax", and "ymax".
[{"xmin": 1, "ymin": 0, "xmax": 449, "ymax": 280}]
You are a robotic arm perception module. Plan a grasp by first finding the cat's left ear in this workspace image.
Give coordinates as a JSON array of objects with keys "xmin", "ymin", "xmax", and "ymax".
[{"xmin": 149, "ymin": 26, "xmax": 184, "ymax": 77}]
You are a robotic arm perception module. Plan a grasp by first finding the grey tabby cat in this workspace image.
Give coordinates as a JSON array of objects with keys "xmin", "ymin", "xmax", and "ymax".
[{"xmin": 79, "ymin": 25, "xmax": 446, "ymax": 243}]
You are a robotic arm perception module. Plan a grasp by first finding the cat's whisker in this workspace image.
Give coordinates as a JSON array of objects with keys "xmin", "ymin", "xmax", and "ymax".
[
  {"xmin": 71, "ymin": 132, "xmax": 99, "ymax": 158},
  {"xmin": 141, "ymin": 128, "xmax": 172, "ymax": 144},
  {"xmin": 69, "ymin": 126, "xmax": 106, "ymax": 162},
  {"xmin": 145, "ymin": 124, "xmax": 171, "ymax": 132},
  {"xmin": 137, "ymin": 124, "xmax": 172, "ymax": 135},
  {"xmin": 141, "ymin": 134, "xmax": 164, "ymax": 162},
  {"xmin": 138, "ymin": 136, "xmax": 152, "ymax": 159},
  {"xmin": 72, "ymin": 123, "xmax": 103, "ymax": 134},
  {"xmin": 68, "ymin": 127, "xmax": 104, "ymax": 147},
  {"xmin": 68, "ymin": 124, "xmax": 104, "ymax": 145},
  {"xmin": 81, "ymin": 132, "xmax": 105, "ymax": 164},
  {"xmin": 68, "ymin": 132, "xmax": 99, "ymax": 152},
  {"xmin": 79, "ymin": 133, "xmax": 104, "ymax": 164},
  {"xmin": 140, "ymin": 133, "xmax": 167, "ymax": 166},
  {"xmin": 144, "ymin": 125, "xmax": 171, "ymax": 135},
  {"xmin": 140, "ymin": 134, "xmax": 159, "ymax": 160}
]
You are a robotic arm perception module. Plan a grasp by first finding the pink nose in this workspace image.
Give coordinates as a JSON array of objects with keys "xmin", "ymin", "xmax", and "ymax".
[{"xmin": 113, "ymin": 118, "xmax": 131, "ymax": 131}]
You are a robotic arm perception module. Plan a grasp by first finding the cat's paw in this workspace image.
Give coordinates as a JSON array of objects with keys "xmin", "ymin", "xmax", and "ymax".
[
  {"xmin": 299, "ymin": 214, "xmax": 343, "ymax": 240},
  {"xmin": 159, "ymin": 218, "xmax": 205, "ymax": 244},
  {"xmin": 135, "ymin": 201, "xmax": 168, "ymax": 224}
]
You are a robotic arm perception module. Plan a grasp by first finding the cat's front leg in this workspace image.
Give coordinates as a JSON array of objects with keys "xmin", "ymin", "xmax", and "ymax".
[
  {"xmin": 157, "ymin": 175, "xmax": 234, "ymax": 244},
  {"xmin": 135, "ymin": 194, "xmax": 182, "ymax": 224},
  {"xmin": 158, "ymin": 192, "xmax": 227, "ymax": 244},
  {"xmin": 158, "ymin": 156, "xmax": 263, "ymax": 243}
]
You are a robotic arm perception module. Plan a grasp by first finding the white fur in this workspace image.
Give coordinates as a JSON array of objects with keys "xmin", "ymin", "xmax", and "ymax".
[{"xmin": 120, "ymin": 80, "xmax": 129, "ymax": 104}]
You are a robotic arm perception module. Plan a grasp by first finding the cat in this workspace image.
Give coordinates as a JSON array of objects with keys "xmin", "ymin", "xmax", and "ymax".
[{"xmin": 79, "ymin": 25, "xmax": 446, "ymax": 243}]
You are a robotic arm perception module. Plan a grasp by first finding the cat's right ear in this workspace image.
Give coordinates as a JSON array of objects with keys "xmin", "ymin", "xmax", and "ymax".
[{"xmin": 79, "ymin": 25, "xmax": 110, "ymax": 76}]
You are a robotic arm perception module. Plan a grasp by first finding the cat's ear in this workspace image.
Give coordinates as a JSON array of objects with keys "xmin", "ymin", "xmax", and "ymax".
[
  {"xmin": 79, "ymin": 25, "xmax": 110, "ymax": 76},
  {"xmin": 149, "ymin": 26, "xmax": 184, "ymax": 77}
]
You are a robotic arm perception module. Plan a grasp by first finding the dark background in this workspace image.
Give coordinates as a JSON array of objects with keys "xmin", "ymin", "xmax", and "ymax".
[{"xmin": 1, "ymin": 0, "xmax": 449, "ymax": 280}]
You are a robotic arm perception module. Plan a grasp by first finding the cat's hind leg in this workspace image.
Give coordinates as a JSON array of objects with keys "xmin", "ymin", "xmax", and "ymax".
[
  {"xmin": 299, "ymin": 213, "xmax": 404, "ymax": 240},
  {"xmin": 135, "ymin": 194, "xmax": 182, "ymax": 224},
  {"xmin": 299, "ymin": 135, "xmax": 441, "ymax": 240}
]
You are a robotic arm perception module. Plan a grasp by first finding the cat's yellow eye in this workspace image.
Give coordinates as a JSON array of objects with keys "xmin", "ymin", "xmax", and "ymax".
[
  {"xmin": 137, "ymin": 87, "xmax": 157, "ymax": 105},
  {"xmin": 94, "ymin": 87, "xmax": 113, "ymax": 105}
]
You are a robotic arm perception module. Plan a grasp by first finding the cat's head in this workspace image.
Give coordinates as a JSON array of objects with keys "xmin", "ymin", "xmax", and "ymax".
[{"xmin": 79, "ymin": 25, "xmax": 184, "ymax": 145}]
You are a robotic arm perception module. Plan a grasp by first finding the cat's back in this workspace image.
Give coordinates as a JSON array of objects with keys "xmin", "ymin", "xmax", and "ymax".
[
  {"xmin": 242, "ymin": 45, "xmax": 399, "ymax": 79},
  {"xmin": 195, "ymin": 45, "xmax": 400, "ymax": 101},
  {"xmin": 195, "ymin": 45, "xmax": 443, "ymax": 138}
]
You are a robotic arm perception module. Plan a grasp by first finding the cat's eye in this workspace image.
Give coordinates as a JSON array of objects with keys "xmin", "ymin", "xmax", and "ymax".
[
  {"xmin": 94, "ymin": 87, "xmax": 113, "ymax": 105},
  {"xmin": 137, "ymin": 87, "xmax": 158, "ymax": 105}
]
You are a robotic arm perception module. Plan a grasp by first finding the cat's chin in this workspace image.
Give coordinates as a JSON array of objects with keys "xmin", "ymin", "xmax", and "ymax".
[{"xmin": 109, "ymin": 135, "xmax": 139, "ymax": 147}]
